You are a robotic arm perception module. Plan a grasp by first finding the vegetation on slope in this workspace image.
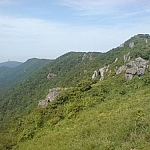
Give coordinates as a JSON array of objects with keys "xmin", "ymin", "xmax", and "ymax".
[
  {"xmin": 3, "ymin": 74, "xmax": 150, "ymax": 150},
  {"xmin": 0, "ymin": 34, "xmax": 150, "ymax": 149},
  {"xmin": 0, "ymin": 58, "xmax": 52, "ymax": 91},
  {"xmin": 0, "ymin": 61, "xmax": 22, "ymax": 68}
]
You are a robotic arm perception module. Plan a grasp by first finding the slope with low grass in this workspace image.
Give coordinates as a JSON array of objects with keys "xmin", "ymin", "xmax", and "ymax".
[{"xmin": 11, "ymin": 75, "xmax": 150, "ymax": 150}]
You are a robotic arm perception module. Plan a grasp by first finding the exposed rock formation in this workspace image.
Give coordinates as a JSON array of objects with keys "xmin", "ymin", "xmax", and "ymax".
[
  {"xmin": 124, "ymin": 52, "xmax": 130, "ymax": 63},
  {"xmin": 116, "ymin": 56, "xmax": 149, "ymax": 80},
  {"xmin": 116, "ymin": 66, "xmax": 127, "ymax": 74},
  {"xmin": 126, "ymin": 57, "xmax": 148, "ymax": 79},
  {"xmin": 92, "ymin": 71, "xmax": 98, "ymax": 79},
  {"xmin": 114, "ymin": 58, "xmax": 118, "ymax": 63},
  {"xmin": 99, "ymin": 67, "xmax": 105, "ymax": 81},
  {"xmin": 125, "ymin": 74, "xmax": 133, "ymax": 80},
  {"xmin": 129, "ymin": 42, "xmax": 134, "ymax": 48},
  {"xmin": 38, "ymin": 88, "xmax": 61, "ymax": 108},
  {"xmin": 145, "ymin": 38, "xmax": 148, "ymax": 44},
  {"xmin": 92, "ymin": 66, "xmax": 109, "ymax": 81},
  {"xmin": 47, "ymin": 73, "xmax": 56, "ymax": 79}
]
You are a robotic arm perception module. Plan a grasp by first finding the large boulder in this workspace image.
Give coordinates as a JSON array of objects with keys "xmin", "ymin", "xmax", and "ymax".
[
  {"xmin": 137, "ymin": 68, "xmax": 146, "ymax": 76},
  {"xmin": 126, "ymin": 68, "xmax": 137, "ymax": 75},
  {"xmin": 116, "ymin": 56, "xmax": 148, "ymax": 80},
  {"xmin": 125, "ymin": 57, "xmax": 148, "ymax": 79}
]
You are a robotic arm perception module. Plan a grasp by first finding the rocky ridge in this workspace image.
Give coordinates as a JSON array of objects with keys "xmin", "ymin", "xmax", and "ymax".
[{"xmin": 92, "ymin": 54, "xmax": 149, "ymax": 81}]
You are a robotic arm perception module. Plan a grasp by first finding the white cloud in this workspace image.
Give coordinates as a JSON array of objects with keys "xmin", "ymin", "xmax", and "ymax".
[{"xmin": 59, "ymin": 0, "xmax": 150, "ymax": 16}]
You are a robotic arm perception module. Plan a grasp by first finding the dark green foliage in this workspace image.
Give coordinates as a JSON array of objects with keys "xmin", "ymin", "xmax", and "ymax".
[
  {"xmin": 77, "ymin": 79, "xmax": 92, "ymax": 92},
  {"xmin": 0, "ymin": 58, "xmax": 52, "ymax": 91}
]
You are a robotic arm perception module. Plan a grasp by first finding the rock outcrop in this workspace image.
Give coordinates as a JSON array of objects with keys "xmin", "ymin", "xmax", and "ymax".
[
  {"xmin": 125, "ymin": 57, "xmax": 148, "ymax": 79},
  {"xmin": 116, "ymin": 66, "xmax": 127, "ymax": 74},
  {"xmin": 92, "ymin": 71, "xmax": 98, "ymax": 79},
  {"xmin": 38, "ymin": 88, "xmax": 61, "ymax": 108},
  {"xmin": 124, "ymin": 52, "xmax": 130, "ymax": 63},
  {"xmin": 116, "ymin": 56, "xmax": 149, "ymax": 80},
  {"xmin": 47, "ymin": 73, "xmax": 56, "ymax": 79},
  {"xmin": 114, "ymin": 58, "xmax": 118, "ymax": 63},
  {"xmin": 129, "ymin": 42, "xmax": 134, "ymax": 48},
  {"xmin": 92, "ymin": 65, "xmax": 109, "ymax": 81}
]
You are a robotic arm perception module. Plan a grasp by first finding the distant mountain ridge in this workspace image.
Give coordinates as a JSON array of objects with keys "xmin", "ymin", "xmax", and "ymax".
[
  {"xmin": 0, "ymin": 61, "xmax": 22, "ymax": 68},
  {"xmin": 0, "ymin": 58, "xmax": 52, "ymax": 91}
]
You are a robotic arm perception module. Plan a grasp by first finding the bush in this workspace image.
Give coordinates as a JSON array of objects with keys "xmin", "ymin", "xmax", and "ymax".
[{"xmin": 77, "ymin": 79, "xmax": 92, "ymax": 92}]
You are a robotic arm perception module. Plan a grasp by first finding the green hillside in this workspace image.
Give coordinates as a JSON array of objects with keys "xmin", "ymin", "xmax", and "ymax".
[
  {"xmin": 0, "ymin": 58, "xmax": 52, "ymax": 91},
  {"xmin": 0, "ymin": 61, "xmax": 22, "ymax": 68},
  {"xmin": 0, "ymin": 34, "xmax": 150, "ymax": 150}
]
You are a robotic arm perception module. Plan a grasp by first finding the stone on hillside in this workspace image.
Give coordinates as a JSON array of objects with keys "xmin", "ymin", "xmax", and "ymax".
[
  {"xmin": 114, "ymin": 58, "xmax": 118, "ymax": 63},
  {"xmin": 125, "ymin": 57, "xmax": 148, "ymax": 80},
  {"xmin": 137, "ymin": 68, "xmax": 146, "ymax": 76},
  {"xmin": 129, "ymin": 42, "xmax": 134, "ymax": 48},
  {"xmin": 38, "ymin": 88, "xmax": 61, "ymax": 108},
  {"xmin": 124, "ymin": 52, "xmax": 130, "ymax": 63},
  {"xmin": 116, "ymin": 66, "xmax": 127, "ymax": 74},
  {"xmin": 126, "ymin": 68, "xmax": 137, "ymax": 75},
  {"xmin": 47, "ymin": 73, "xmax": 56, "ymax": 79},
  {"xmin": 127, "ymin": 61, "xmax": 137, "ymax": 68},
  {"xmin": 92, "ymin": 70, "xmax": 98, "ymax": 79},
  {"xmin": 98, "ymin": 66, "xmax": 109, "ymax": 81},
  {"xmin": 135, "ymin": 57, "xmax": 147, "ymax": 66},
  {"xmin": 125, "ymin": 74, "xmax": 133, "ymax": 80}
]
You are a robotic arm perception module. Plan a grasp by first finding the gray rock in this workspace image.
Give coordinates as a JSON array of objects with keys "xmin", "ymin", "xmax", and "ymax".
[
  {"xmin": 129, "ymin": 42, "xmax": 134, "ymax": 48},
  {"xmin": 137, "ymin": 68, "xmax": 146, "ymax": 76},
  {"xmin": 127, "ymin": 61, "xmax": 137, "ymax": 68},
  {"xmin": 92, "ymin": 70, "xmax": 98, "ymax": 79},
  {"xmin": 126, "ymin": 68, "xmax": 137, "ymax": 75},
  {"xmin": 114, "ymin": 58, "xmax": 118, "ymax": 63},
  {"xmin": 116, "ymin": 66, "xmax": 127, "ymax": 74},
  {"xmin": 47, "ymin": 73, "xmax": 56, "ymax": 79},
  {"xmin": 125, "ymin": 57, "xmax": 148, "ymax": 80},
  {"xmin": 124, "ymin": 53, "xmax": 130, "ymax": 63},
  {"xmin": 125, "ymin": 74, "xmax": 133, "ymax": 80},
  {"xmin": 99, "ymin": 66, "xmax": 109, "ymax": 81},
  {"xmin": 38, "ymin": 88, "xmax": 62, "ymax": 108}
]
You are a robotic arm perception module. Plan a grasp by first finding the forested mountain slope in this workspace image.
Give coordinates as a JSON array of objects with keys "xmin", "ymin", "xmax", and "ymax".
[
  {"xmin": 0, "ymin": 58, "xmax": 52, "ymax": 91},
  {"xmin": 0, "ymin": 61, "xmax": 22, "ymax": 68},
  {"xmin": 1, "ymin": 34, "xmax": 150, "ymax": 150}
]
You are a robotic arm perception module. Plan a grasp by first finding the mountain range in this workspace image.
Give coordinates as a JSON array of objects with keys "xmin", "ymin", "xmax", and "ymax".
[
  {"xmin": 0, "ymin": 58, "xmax": 52, "ymax": 91},
  {"xmin": 0, "ymin": 34, "xmax": 150, "ymax": 150},
  {"xmin": 0, "ymin": 61, "xmax": 22, "ymax": 68}
]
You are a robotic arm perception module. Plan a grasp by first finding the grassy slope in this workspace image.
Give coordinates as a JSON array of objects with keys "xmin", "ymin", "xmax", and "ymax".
[
  {"xmin": 1, "ymin": 34, "xmax": 150, "ymax": 149},
  {"xmin": 13, "ymin": 75, "xmax": 150, "ymax": 150}
]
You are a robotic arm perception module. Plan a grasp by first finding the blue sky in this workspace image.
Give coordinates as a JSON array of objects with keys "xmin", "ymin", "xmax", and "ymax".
[{"xmin": 0, "ymin": 0, "xmax": 150, "ymax": 62}]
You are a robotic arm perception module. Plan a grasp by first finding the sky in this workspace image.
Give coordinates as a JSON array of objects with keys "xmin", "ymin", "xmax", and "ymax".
[{"xmin": 0, "ymin": 0, "xmax": 150, "ymax": 62}]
